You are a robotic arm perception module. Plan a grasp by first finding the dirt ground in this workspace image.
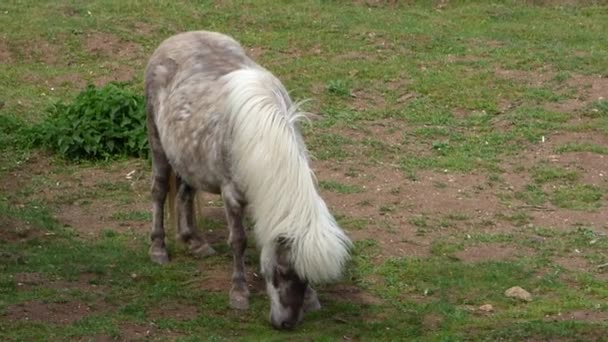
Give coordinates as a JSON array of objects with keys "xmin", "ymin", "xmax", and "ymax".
[
  {"xmin": 4, "ymin": 124, "xmax": 607, "ymax": 327},
  {"xmin": 2, "ymin": 29, "xmax": 608, "ymax": 332}
]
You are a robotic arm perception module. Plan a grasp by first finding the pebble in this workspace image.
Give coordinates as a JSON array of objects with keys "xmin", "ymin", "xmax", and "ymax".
[{"xmin": 505, "ymin": 286, "xmax": 532, "ymax": 302}]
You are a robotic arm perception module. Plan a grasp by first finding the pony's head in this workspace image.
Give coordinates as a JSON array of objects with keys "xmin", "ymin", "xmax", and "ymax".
[{"xmin": 263, "ymin": 239, "xmax": 321, "ymax": 330}]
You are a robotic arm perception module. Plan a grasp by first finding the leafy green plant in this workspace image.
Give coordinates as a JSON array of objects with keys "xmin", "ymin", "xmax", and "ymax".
[
  {"xmin": 27, "ymin": 83, "xmax": 148, "ymax": 160},
  {"xmin": 326, "ymin": 79, "xmax": 352, "ymax": 97}
]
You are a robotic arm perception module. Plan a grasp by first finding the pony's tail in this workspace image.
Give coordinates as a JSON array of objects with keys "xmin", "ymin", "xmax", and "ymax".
[{"xmin": 222, "ymin": 67, "xmax": 352, "ymax": 283}]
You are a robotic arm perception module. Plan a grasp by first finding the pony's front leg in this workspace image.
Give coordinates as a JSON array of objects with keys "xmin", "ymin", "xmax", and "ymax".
[
  {"xmin": 222, "ymin": 185, "xmax": 249, "ymax": 310},
  {"xmin": 176, "ymin": 178, "xmax": 216, "ymax": 257}
]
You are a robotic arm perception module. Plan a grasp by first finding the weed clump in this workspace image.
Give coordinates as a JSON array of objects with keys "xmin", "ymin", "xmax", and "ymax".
[{"xmin": 28, "ymin": 83, "xmax": 148, "ymax": 160}]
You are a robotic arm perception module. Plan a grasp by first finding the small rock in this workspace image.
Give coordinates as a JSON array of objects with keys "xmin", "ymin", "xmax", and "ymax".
[
  {"xmin": 479, "ymin": 304, "xmax": 494, "ymax": 312},
  {"xmin": 505, "ymin": 286, "xmax": 532, "ymax": 302}
]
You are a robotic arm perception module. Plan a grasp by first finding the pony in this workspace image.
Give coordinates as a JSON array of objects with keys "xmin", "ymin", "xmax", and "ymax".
[{"xmin": 144, "ymin": 31, "xmax": 352, "ymax": 330}]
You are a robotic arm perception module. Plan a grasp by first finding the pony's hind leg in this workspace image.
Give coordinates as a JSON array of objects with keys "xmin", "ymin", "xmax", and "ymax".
[
  {"xmin": 148, "ymin": 118, "xmax": 171, "ymax": 264},
  {"xmin": 222, "ymin": 184, "xmax": 249, "ymax": 310},
  {"xmin": 176, "ymin": 178, "xmax": 216, "ymax": 258}
]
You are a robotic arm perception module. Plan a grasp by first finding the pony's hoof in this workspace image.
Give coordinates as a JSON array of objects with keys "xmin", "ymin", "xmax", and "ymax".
[
  {"xmin": 190, "ymin": 242, "xmax": 216, "ymax": 258},
  {"xmin": 149, "ymin": 247, "xmax": 170, "ymax": 264},
  {"xmin": 229, "ymin": 290, "xmax": 250, "ymax": 310}
]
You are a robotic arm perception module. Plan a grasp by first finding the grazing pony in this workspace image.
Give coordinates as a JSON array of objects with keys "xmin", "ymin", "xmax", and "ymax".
[{"xmin": 144, "ymin": 31, "xmax": 352, "ymax": 330}]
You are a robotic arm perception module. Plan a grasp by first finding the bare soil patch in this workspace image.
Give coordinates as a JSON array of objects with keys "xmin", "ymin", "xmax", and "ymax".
[
  {"xmin": 446, "ymin": 54, "xmax": 481, "ymax": 64},
  {"xmin": 148, "ymin": 302, "xmax": 199, "ymax": 321},
  {"xmin": 533, "ymin": 208, "xmax": 608, "ymax": 232},
  {"xmin": 0, "ymin": 37, "xmax": 12, "ymax": 63},
  {"xmin": 118, "ymin": 322, "xmax": 164, "ymax": 341},
  {"xmin": 85, "ymin": 32, "xmax": 142, "ymax": 60},
  {"xmin": 247, "ymin": 46, "xmax": 268, "ymax": 61},
  {"xmin": 198, "ymin": 263, "xmax": 265, "ymax": 295},
  {"xmin": 117, "ymin": 322, "xmax": 185, "ymax": 341},
  {"xmin": 544, "ymin": 98, "xmax": 586, "ymax": 114},
  {"xmin": 132, "ymin": 22, "xmax": 156, "ymax": 37},
  {"xmin": 546, "ymin": 310, "xmax": 608, "ymax": 323},
  {"xmin": 4, "ymin": 300, "xmax": 106, "ymax": 325},
  {"xmin": 84, "ymin": 32, "xmax": 140, "ymax": 84},
  {"xmin": 61, "ymin": 5, "xmax": 80, "ymax": 17},
  {"xmin": 13, "ymin": 272, "xmax": 107, "ymax": 295},
  {"xmin": 3, "ymin": 155, "xmax": 152, "ymax": 239},
  {"xmin": 1, "ymin": 152, "xmax": 54, "ymax": 195},
  {"xmin": 335, "ymin": 50, "xmax": 375, "ymax": 62},
  {"xmin": 0, "ymin": 214, "xmax": 42, "ymax": 242},
  {"xmin": 454, "ymin": 244, "xmax": 534, "ymax": 263},
  {"xmin": 350, "ymin": 89, "xmax": 387, "ymax": 111},
  {"xmin": 312, "ymin": 151, "xmax": 511, "ymax": 259},
  {"xmin": 494, "ymin": 67, "xmax": 607, "ymax": 113},
  {"xmin": 501, "ymin": 130, "xmax": 608, "ymax": 231},
  {"xmin": 565, "ymin": 74, "xmax": 608, "ymax": 103},
  {"xmin": 21, "ymin": 39, "xmax": 62, "ymax": 65},
  {"xmin": 13, "ymin": 272, "xmax": 45, "ymax": 286},
  {"xmin": 325, "ymin": 283, "xmax": 383, "ymax": 305},
  {"xmin": 92, "ymin": 63, "xmax": 137, "ymax": 86},
  {"xmin": 48, "ymin": 73, "xmax": 88, "ymax": 90},
  {"xmin": 21, "ymin": 72, "xmax": 90, "ymax": 92},
  {"xmin": 352, "ymin": 0, "xmax": 400, "ymax": 9},
  {"xmin": 553, "ymin": 151, "xmax": 608, "ymax": 186},
  {"xmin": 494, "ymin": 67, "xmax": 554, "ymax": 87},
  {"xmin": 545, "ymin": 74, "xmax": 608, "ymax": 113},
  {"xmin": 553, "ymin": 255, "xmax": 589, "ymax": 272},
  {"xmin": 422, "ymin": 313, "xmax": 444, "ymax": 331}
]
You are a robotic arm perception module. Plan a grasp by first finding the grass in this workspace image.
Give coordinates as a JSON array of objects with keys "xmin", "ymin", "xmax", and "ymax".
[
  {"xmin": 110, "ymin": 210, "xmax": 151, "ymax": 221},
  {"xmin": 551, "ymin": 184, "xmax": 603, "ymax": 211},
  {"xmin": 556, "ymin": 142, "xmax": 608, "ymax": 155},
  {"xmin": 1, "ymin": 0, "xmax": 608, "ymax": 340},
  {"xmin": 318, "ymin": 180, "xmax": 364, "ymax": 194},
  {"xmin": 532, "ymin": 164, "xmax": 579, "ymax": 184}
]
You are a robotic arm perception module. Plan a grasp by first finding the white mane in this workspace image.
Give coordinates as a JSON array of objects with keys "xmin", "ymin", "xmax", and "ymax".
[{"xmin": 221, "ymin": 67, "xmax": 352, "ymax": 283}]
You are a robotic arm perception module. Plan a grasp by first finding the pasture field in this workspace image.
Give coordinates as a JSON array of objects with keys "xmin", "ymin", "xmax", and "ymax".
[{"xmin": 1, "ymin": 1, "xmax": 608, "ymax": 340}]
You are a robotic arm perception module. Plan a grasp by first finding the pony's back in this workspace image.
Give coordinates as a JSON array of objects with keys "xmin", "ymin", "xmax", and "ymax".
[
  {"xmin": 145, "ymin": 31, "xmax": 253, "ymax": 90},
  {"xmin": 144, "ymin": 31, "xmax": 260, "ymax": 193}
]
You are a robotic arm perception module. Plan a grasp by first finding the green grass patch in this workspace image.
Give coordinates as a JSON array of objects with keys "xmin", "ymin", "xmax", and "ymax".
[
  {"xmin": 532, "ymin": 164, "xmax": 579, "ymax": 184},
  {"xmin": 318, "ymin": 180, "xmax": 364, "ymax": 194},
  {"xmin": 515, "ymin": 184, "xmax": 548, "ymax": 206},
  {"xmin": 556, "ymin": 142, "xmax": 608, "ymax": 155},
  {"xmin": 110, "ymin": 210, "xmax": 151, "ymax": 221},
  {"xmin": 326, "ymin": 79, "xmax": 352, "ymax": 97},
  {"xmin": 551, "ymin": 184, "xmax": 602, "ymax": 211},
  {"xmin": 335, "ymin": 215, "xmax": 369, "ymax": 231}
]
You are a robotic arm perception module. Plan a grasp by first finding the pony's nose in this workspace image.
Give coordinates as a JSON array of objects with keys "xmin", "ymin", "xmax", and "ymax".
[{"xmin": 281, "ymin": 321, "xmax": 295, "ymax": 330}]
